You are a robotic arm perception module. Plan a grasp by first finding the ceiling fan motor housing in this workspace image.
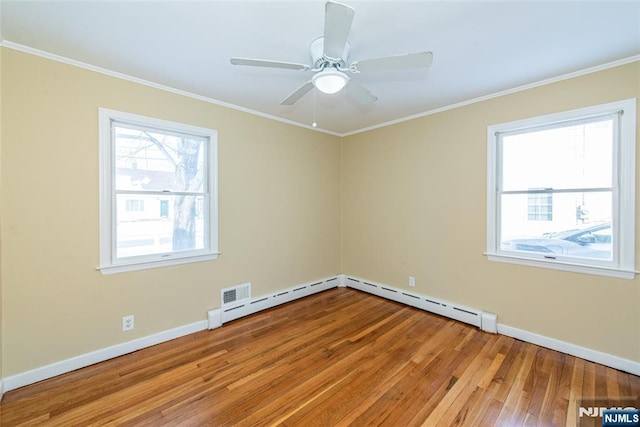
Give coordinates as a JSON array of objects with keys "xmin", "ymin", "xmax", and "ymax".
[{"xmin": 310, "ymin": 36, "xmax": 350, "ymax": 69}]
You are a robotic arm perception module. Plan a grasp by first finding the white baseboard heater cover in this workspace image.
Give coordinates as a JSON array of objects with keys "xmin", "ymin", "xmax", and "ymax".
[
  {"xmin": 481, "ymin": 312, "xmax": 498, "ymax": 333},
  {"xmin": 343, "ymin": 276, "xmax": 483, "ymax": 328},
  {"xmin": 209, "ymin": 275, "xmax": 488, "ymax": 330},
  {"xmin": 208, "ymin": 276, "xmax": 340, "ymax": 328}
]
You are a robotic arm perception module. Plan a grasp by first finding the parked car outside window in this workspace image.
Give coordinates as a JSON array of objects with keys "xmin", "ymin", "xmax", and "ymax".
[{"xmin": 501, "ymin": 222, "xmax": 612, "ymax": 260}]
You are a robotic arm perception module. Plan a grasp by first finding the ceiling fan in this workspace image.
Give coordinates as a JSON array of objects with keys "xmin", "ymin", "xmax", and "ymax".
[{"xmin": 230, "ymin": 0, "xmax": 433, "ymax": 106}]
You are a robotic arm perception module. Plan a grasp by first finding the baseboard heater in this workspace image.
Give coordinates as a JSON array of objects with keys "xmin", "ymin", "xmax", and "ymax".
[
  {"xmin": 208, "ymin": 274, "xmax": 496, "ymax": 333},
  {"xmin": 343, "ymin": 275, "xmax": 489, "ymax": 330},
  {"xmin": 208, "ymin": 276, "xmax": 340, "ymax": 328}
]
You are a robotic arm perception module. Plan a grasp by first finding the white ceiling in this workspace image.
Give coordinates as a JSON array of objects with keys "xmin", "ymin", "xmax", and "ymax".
[{"xmin": 1, "ymin": 1, "xmax": 639, "ymax": 135}]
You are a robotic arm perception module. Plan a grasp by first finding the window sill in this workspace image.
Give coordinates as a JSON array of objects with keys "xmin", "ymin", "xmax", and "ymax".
[
  {"xmin": 98, "ymin": 252, "xmax": 220, "ymax": 275},
  {"xmin": 485, "ymin": 253, "xmax": 636, "ymax": 280}
]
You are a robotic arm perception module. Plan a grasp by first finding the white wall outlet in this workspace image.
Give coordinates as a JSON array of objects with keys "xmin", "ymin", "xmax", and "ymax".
[
  {"xmin": 409, "ymin": 276, "xmax": 415, "ymax": 287},
  {"xmin": 122, "ymin": 315, "xmax": 134, "ymax": 331}
]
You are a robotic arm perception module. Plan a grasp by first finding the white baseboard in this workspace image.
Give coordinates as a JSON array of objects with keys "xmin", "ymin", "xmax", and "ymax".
[
  {"xmin": 2, "ymin": 320, "xmax": 208, "ymax": 393},
  {"xmin": 498, "ymin": 324, "xmax": 640, "ymax": 376},
  {"xmin": 0, "ymin": 379, "xmax": 4, "ymax": 402}
]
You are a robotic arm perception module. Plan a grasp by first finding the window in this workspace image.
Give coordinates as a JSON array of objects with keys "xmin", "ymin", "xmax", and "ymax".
[
  {"xmin": 487, "ymin": 99, "xmax": 636, "ymax": 279},
  {"xmin": 99, "ymin": 109, "xmax": 218, "ymax": 274},
  {"xmin": 160, "ymin": 200, "xmax": 169, "ymax": 218},
  {"xmin": 527, "ymin": 190, "xmax": 553, "ymax": 221},
  {"xmin": 125, "ymin": 199, "xmax": 145, "ymax": 212}
]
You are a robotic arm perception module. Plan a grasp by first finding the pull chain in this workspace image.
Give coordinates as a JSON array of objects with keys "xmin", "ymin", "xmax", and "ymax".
[{"xmin": 312, "ymin": 88, "xmax": 318, "ymax": 128}]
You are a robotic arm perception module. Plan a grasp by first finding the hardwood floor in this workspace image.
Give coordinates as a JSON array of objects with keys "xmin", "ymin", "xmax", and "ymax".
[{"xmin": 0, "ymin": 287, "xmax": 638, "ymax": 426}]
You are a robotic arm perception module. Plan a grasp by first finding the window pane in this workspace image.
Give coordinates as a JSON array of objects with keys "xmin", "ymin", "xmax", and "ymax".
[
  {"xmin": 116, "ymin": 194, "xmax": 205, "ymax": 258},
  {"xmin": 501, "ymin": 118, "xmax": 613, "ymax": 191},
  {"xmin": 500, "ymin": 191, "xmax": 612, "ymax": 260},
  {"xmin": 114, "ymin": 124, "xmax": 205, "ymax": 192}
]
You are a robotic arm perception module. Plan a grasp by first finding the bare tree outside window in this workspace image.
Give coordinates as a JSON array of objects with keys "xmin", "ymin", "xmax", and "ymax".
[{"xmin": 172, "ymin": 137, "xmax": 203, "ymax": 251}]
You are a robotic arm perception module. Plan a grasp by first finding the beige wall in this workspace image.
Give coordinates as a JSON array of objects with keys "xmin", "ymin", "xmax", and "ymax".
[
  {"xmin": 0, "ymin": 49, "xmax": 341, "ymax": 376},
  {"xmin": 342, "ymin": 62, "xmax": 640, "ymax": 362}
]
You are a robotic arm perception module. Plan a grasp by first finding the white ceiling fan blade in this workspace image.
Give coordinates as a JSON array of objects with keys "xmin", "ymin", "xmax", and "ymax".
[
  {"xmin": 280, "ymin": 81, "xmax": 314, "ymax": 105},
  {"xmin": 323, "ymin": 1, "xmax": 355, "ymax": 60},
  {"xmin": 347, "ymin": 80, "xmax": 378, "ymax": 104},
  {"xmin": 230, "ymin": 57, "xmax": 309, "ymax": 71},
  {"xmin": 353, "ymin": 51, "xmax": 433, "ymax": 72}
]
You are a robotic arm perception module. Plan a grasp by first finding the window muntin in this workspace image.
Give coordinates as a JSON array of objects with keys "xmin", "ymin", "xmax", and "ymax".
[
  {"xmin": 99, "ymin": 109, "xmax": 218, "ymax": 274},
  {"xmin": 487, "ymin": 99, "xmax": 636, "ymax": 278}
]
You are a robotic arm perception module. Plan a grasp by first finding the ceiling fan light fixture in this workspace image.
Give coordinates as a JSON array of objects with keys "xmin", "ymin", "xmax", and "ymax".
[{"xmin": 312, "ymin": 69, "xmax": 348, "ymax": 94}]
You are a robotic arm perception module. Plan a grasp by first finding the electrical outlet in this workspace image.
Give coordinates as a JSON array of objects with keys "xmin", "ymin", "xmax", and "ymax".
[
  {"xmin": 122, "ymin": 315, "xmax": 134, "ymax": 331},
  {"xmin": 409, "ymin": 276, "xmax": 415, "ymax": 287}
]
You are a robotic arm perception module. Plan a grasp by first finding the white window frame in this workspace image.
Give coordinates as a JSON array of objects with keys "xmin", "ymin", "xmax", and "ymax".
[
  {"xmin": 98, "ymin": 108, "xmax": 219, "ymax": 275},
  {"xmin": 486, "ymin": 99, "xmax": 636, "ymax": 279}
]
